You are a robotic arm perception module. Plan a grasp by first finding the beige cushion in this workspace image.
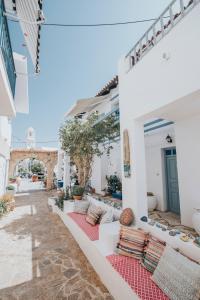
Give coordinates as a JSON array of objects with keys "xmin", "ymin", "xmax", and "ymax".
[
  {"xmin": 86, "ymin": 205, "xmax": 102, "ymax": 226},
  {"xmin": 100, "ymin": 209, "xmax": 114, "ymax": 224},
  {"xmin": 74, "ymin": 200, "xmax": 90, "ymax": 215},
  {"xmin": 152, "ymin": 246, "xmax": 200, "ymax": 300}
]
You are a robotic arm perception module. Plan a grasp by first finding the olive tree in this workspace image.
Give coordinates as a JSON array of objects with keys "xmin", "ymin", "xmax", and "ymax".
[{"xmin": 59, "ymin": 112, "xmax": 119, "ymax": 187}]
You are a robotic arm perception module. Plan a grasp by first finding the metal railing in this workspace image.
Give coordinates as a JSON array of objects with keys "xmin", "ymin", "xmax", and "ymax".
[
  {"xmin": 93, "ymin": 107, "xmax": 120, "ymax": 126},
  {"xmin": 126, "ymin": 0, "xmax": 200, "ymax": 71},
  {"xmin": 0, "ymin": 0, "xmax": 16, "ymax": 97}
]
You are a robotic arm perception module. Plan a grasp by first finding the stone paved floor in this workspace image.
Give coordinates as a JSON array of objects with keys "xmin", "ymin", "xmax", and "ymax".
[{"xmin": 0, "ymin": 191, "xmax": 113, "ymax": 300}]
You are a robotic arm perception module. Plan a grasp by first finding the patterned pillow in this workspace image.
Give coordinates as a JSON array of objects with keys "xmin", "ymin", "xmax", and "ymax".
[
  {"xmin": 142, "ymin": 235, "xmax": 166, "ymax": 273},
  {"xmin": 74, "ymin": 200, "xmax": 90, "ymax": 215},
  {"xmin": 86, "ymin": 205, "xmax": 103, "ymax": 226},
  {"xmin": 116, "ymin": 226, "xmax": 147, "ymax": 260},
  {"xmin": 100, "ymin": 209, "xmax": 114, "ymax": 224},
  {"xmin": 152, "ymin": 246, "xmax": 200, "ymax": 300}
]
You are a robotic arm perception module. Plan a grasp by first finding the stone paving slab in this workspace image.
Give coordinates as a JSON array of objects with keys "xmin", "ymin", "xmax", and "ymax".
[{"xmin": 0, "ymin": 191, "xmax": 113, "ymax": 300}]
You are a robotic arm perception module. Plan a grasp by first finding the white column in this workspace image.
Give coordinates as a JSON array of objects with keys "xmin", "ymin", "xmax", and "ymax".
[
  {"xmin": 63, "ymin": 153, "xmax": 70, "ymax": 189},
  {"xmin": 121, "ymin": 120, "xmax": 148, "ymax": 223},
  {"xmin": 57, "ymin": 151, "xmax": 64, "ymax": 181}
]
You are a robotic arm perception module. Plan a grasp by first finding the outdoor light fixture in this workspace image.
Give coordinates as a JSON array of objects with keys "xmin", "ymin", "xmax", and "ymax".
[{"xmin": 166, "ymin": 134, "xmax": 173, "ymax": 143}]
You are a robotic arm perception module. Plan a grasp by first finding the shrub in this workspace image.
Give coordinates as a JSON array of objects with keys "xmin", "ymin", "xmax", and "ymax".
[{"xmin": 0, "ymin": 200, "xmax": 7, "ymax": 215}]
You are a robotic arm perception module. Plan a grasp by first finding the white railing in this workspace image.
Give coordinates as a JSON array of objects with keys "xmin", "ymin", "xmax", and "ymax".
[{"xmin": 125, "ymin": 0, "xmax": 200, "ymax": 71}]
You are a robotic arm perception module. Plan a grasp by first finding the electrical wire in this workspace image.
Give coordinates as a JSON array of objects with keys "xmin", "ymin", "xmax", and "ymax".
[
  {"xmin": 42, "ymin": 18, "xmax": 158, "ymax": 27},
  {"xmin": 8, "ymin": 17, "xmax": 160, "ymax": 28}
]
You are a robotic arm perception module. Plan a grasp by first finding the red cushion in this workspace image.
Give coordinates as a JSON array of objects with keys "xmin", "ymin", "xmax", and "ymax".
[
  {"xmin": 107, "ymin": 254, "xmax": 169, "ymax": 300},
  {"xmin": 67, "ymin": 212, "xmax": 99, "ymax": 241}
]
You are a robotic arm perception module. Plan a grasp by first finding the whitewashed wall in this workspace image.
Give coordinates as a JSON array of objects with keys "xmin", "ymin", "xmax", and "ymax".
[
  {"xmin": 90, "ymin": 141, "xmax": 122, "ymax": 194},
  {"xmin": 175, "ymin": 115, "xmax": 200, "ymax": 227}
]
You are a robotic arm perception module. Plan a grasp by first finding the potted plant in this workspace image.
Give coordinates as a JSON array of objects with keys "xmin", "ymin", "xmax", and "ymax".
[
  {"xmin": 72, "ymin": 185, "xmax": 84, "ymax": 200},
  {"xmin": 9, "ymin": 176, "xmax": 16, "ymax": 184},
  {"xmin": 106, "ymin": 175, "xmax": 122, "ymax": 200},
  {"xmin": 6, "ymin": 185, "xmax": 15, "ymax": 196}
]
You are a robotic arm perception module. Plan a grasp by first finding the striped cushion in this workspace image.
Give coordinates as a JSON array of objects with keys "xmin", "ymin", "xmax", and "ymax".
[
  {"xmin": 86, "ymin": 204, "xmax": 103, "ymax": 226},
  {"xmin": 116, "ymin": 226, "xmax": 147, "ymax": 260},
  {"xmin": 142, "ymin": 235, "xmax": 166, "ymax": 273},
  {"xmin": 74, "ymin": 200, "xmax": 90, "ymax": 215}
]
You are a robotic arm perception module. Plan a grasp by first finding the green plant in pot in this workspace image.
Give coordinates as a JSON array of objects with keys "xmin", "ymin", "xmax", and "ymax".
[{"xmin": 72, "ymin": 185, "xmax": 84, "ymax": 200}]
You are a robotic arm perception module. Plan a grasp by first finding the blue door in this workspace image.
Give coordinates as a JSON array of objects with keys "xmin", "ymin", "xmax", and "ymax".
[{"xmin": 165, "ymin": 148, "xmax": 180, "ymax": 215}]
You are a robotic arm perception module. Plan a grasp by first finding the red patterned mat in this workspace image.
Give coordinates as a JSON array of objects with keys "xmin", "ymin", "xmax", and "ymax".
[
  {"xmin": 107, "ymin": 254, "xmax": 169, "ymax": 300},
  {"xmin": 68, "ymin": 212, "xmax": 99, "ymax": 241}
]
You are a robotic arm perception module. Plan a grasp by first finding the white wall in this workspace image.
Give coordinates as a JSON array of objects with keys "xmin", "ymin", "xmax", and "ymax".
[
  {"xmin": 0, "ymin": 117, "xmax": 11, "ymax": 159},
  {"xmin": 90, "ymin": 141, "xmax": 122, "ymax": 194},
  {"xmin": 14, "ymin": 53, "xmax": 29, "ymax": 114},
  {"xmin": 119, "ymin": 3, "xmax": 200, "ymax": 122},
  {"xmin": 145, "ymin": 127, "xmax": 175, "ymax": 211},
  {"xmin": 175, "ymin": 115, "xmax": 200, "ymax": 227}
]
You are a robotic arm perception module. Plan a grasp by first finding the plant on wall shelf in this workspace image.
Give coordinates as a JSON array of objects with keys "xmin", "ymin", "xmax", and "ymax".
[{"xmin": 59, "ymin": 112, "xmax": 119, "ymax": 188}]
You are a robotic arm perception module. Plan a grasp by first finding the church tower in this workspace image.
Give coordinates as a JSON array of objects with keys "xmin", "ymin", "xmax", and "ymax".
[{"xmin": 26, "ymin": 127, "xmax": 36, "ymax": 149}]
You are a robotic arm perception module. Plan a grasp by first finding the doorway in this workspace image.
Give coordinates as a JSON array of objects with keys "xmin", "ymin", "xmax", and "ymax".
[{"xmin": 165, "ymin": 148, "xmax": 180, "ymax": 215}]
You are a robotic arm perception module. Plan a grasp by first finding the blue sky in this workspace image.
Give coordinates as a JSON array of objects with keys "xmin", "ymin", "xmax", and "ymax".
[{"xmin": 9, "ymin": 0, "xmax": 170, "ymax": 148}]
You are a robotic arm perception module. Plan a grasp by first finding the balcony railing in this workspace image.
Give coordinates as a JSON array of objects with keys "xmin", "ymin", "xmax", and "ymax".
[
  {"xmin": 0, "ymin": 0, "xmax": 16, "ymax": 96},
  {"xmin": 126, "ymin": 0, "xmax": 200, "ymax": 71},
  {"xmin": 93, "ymin": 107, "xmax": 120, "ymax": 126}
]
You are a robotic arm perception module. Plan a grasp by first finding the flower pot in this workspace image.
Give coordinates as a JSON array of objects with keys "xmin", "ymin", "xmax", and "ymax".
[
  {"xmin": 192, "ymin": 208, "xmax": 200, "ymax": 235},
  {"xmin": 147, "ymin": 196, "xmax": 157, "ymax": 211},
  {"xmin": 73, "ymin": 195, "xmax": 82, "ymax": 200}
]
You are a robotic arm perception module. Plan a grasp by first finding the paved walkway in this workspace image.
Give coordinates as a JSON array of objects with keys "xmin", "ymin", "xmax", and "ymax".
[{"xmin": 0, "ymin": 191, "xmax": 113, "ymax": 300}]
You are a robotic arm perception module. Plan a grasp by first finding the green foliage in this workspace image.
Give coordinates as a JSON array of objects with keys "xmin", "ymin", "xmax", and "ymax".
[
  {"xmin": 31, "ymin": 162, "xmax": 44, "ymax": 174},
  {"xmin": 6, "ymin": 185, "xmax": 15, "ymax": 190},
  {"xmin": 0, "ymin": 200, "xmax": 7, "ymax": 215},
  {"xmin": 106, "ymin": 175, "xmax": 122, "ymax": 194},
  {"xmin": 59, "ymin": 112, "xmax": 120, "ymax": 186},
  {"xmin": 72, "ymin": 185, "xmax": 84, "ymax": 196},
  {"xmin": 55, "ymin": 198, "xmax": 64, "ymax": 211}
]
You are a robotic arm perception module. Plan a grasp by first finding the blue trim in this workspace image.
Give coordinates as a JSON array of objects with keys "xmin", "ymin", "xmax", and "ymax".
[
  {"xmin": 144, "ymin": 121, "xmax": 173, "ymax": 133},
  {"xmin": 110, "ymin": 94, "xmax": 119, "ymax": 101},
  {"xmin": 144, "ymin": 118, "xmax": 164, "ymax": 127},
  {"xmin": 0, "ymin": 0, "xmax": 16, "ymax": 96}
]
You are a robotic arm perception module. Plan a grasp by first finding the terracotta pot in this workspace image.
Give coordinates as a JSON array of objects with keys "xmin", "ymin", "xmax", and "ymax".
[{"xmin": 73, "ymin": 195, "xmax": 82, "ymax": 200}]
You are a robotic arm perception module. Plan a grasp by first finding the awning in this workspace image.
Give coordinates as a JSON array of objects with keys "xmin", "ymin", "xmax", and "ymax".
[
  {"xmin": 5, "ymin": 0, "xmax": 44, "ymax": 73},
  {"xmin": 65, "ymin": 96, "xmax": 108, "ymax": 118}
]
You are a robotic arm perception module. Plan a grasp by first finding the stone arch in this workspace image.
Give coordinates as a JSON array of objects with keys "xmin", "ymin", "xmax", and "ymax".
[{"xmin": 9, "ymin": 149, "xmax": 58, "ymax": 190}]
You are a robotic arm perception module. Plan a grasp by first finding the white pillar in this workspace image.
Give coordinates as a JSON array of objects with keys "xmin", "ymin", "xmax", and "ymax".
[
  {"xmin": 63, "ymin": 153, "xmax": 70, "ymax": 189},
  {"xmin": 121, "ymin": 120, "xmax": 148, "ymax": 223},
  {"xmin": 57, "ymin": 151, "xmax": 64, "ymax": 181}
]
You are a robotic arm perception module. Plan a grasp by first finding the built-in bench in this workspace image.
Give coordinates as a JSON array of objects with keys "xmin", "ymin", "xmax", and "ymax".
[
  {"xmin": 107, "ymin": 254, "xmax": 169, "ymax": 300},
  {"xmin": 68, "ymin": 212, "xmax": 99, "ymax": 241},
  {"xmin": 48, "ymin": 196, "xmax": 200, "ymax": 300}
]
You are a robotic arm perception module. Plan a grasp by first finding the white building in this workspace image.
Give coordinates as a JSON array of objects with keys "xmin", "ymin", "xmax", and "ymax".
[
  {"xmin": 118, "ymin": 0, "xmax": 200, "ymax": 228},
  {"xmin": 62, "ymin": 76, "xmax": 122, "ymax": 194},
  {"xmin": 0, "ymin": 0, "xmax": 44, "ymax": 195}
]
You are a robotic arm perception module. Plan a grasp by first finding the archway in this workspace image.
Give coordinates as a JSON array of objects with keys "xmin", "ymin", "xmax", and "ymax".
[{"xmin": 9, "ymin": 149, "xmax": 58, "ymax": 190}]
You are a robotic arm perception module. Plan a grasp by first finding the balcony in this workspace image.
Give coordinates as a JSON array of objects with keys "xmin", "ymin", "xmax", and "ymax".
[
  {"xmin": 126, "ymin": 0, "xmax": 200, "ymax": 72},
  {"xmin": 0, "ymin": 0, "xmax": 16, "ymax": 97}
]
